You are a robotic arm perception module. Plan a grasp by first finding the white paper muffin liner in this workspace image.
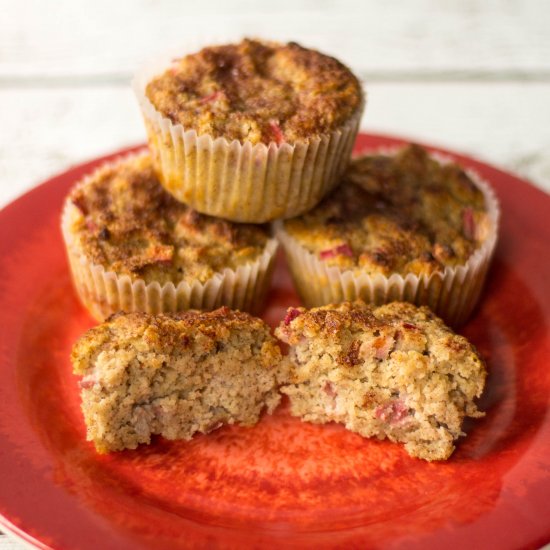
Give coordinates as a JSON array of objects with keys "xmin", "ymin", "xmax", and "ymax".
[
  {"xmin": 132, "ymin": 45, "xmax": 365, "ymax": 223},
  {"xmin": 61, "ymin": 154, "xmax": 278, "ymax": 321},
  {"xmin": 274, "ymin": 149, "xmax": 500, "ymax": 327}
]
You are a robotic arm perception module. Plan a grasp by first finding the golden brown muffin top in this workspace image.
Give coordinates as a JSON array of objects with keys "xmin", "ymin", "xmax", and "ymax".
[
  {"xmin": 278, "ymin": 300, "xmax": 447, "ymax": 341},
  {"xmin": 145, "ymin": 38, "xmax": 363, "ymax": 145},
  {"xmin": 283, "ymin": 144, "xmax": 491, "ymax": 277},
  {"xmin": 65, "ymin": 154, "xmax": 270, "ymax": 284},
  {"xmin": 276, "ymin": 300, "xmax": 485, "ymax": 376},
  {"xmin": 72, "ymin": 307, "xmax": 281, "ymax": 375}
]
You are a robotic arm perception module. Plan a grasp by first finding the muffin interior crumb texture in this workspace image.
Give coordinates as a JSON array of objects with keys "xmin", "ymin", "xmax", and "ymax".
[
  {"xmin": 145, "ymin": 38, "xmax": 362, "ymax": 144},
  {"xmin": 72, "ymin": 308, "xmax": 286, "ymax": 453},
  {"xmin": 284, "ymin": 144, "xmax": 492, "ymax": 276},
  {"xmin": 276, "ymin": 301, "xmax": 486, "ymax": 461},
  {"xmin": 66, "ymin": 154, "xmax": 269, "ymax": 284}
]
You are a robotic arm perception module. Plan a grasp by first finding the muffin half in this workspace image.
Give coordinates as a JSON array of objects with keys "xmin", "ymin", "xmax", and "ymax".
[
  {"xmin": 276, "ymin": 301, "xmax": 487, "ymax": 461},
  {"xmin": 133, "ymin": 38, "xmax": 364, "ymax": 222},
  {"xmin": 61, "ymin": 153, "xmax": 277, "ymax": 320},
  {"xmin": 72, "ymin": 308, "xmax": 287, "ymax": 453},
  {"xmin": 275, "ymin": 144, "xmax": 499, "ymax": 326}
]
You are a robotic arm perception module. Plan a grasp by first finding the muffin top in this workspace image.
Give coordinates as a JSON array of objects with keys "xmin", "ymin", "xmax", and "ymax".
[
  {"xmin": 72, "ymin": 307, "xmax": 281, "ymax": 375},
  {"xmin": 64, "ymin": 154, "xmax": 270, "ymax": 285},
  {"xmin": 145, "ymin": 38, "xmax": 363, "ymax": 145},
  {"xmin": 276, "ymin": 300, "xmax": 485, "ymax": 380},
  {"xmin": 282, "ymin": 144, "xmax": 492, "ymax": 277}
]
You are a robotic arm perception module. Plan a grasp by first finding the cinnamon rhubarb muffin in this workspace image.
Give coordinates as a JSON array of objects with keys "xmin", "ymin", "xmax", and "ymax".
[
  {"xmin": 276, "ymin": 301, "xmax": 487, "ymax": 461},
  {"xmin": 276, "ymin": 144, "xmax": 499, "ymax": 326},
  {"xmin": 61, "ymin": 153, "xmax": 277, "ymax": 321},
  {"xmin": 72, "ymin": 307, "xmax": 287, "ymax": 453},
  {"xmin": 133, "ymin": 38, "xmax": 364, "ymax": 222}
]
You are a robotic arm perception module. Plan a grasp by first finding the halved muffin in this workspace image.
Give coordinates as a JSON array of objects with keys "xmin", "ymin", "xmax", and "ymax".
[
  {"xmin": 276, "ymin": 301, "xmax": 487, "ymax": 461},
  {"xmin": 134, "ymin": 38, "xmax": 364, "ymax": 222},
  {"xmin": 276, "ymin": 144, "xmax": 499, "ymax": 326},
  {"xmin": 72, "ymin": 307, "xmax": 287, "ymax": 453},
  {"xmin": 61, "ymin": 153, "xmax": 277, "ymax": 320}
]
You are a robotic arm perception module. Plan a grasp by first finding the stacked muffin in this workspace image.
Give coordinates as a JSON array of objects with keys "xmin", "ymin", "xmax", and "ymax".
[
  {"xmin": 64, "ymin": 38, "xmax": 499, "ymax": 460},
  {"xmin": 136, "ymin": 39, "xmax": 364, "ymax": 223},
  {"xmin": 63, "ymin": 39, "xmax": 364, "ymax": 320}
]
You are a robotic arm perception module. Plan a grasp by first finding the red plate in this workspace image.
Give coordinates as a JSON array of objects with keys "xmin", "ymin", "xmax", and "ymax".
[{"xmin": 0, "ymin": 134, "xmax": 549, "ymax": 549}]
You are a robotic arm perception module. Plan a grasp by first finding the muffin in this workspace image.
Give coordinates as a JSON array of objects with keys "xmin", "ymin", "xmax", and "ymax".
[
  {"xmin": 61, "ymin": 153, "xmax": 277, "ymax": 321},
  {"xmin": 276, "ymin": 144, "xmax": 500, "ymax": 326},
  {"xmin": 133, "ymin": 38, "xmax": 364, "ymax": 223},
  {"xmin": 276, "ymin": 301, "xmax": 487, "ymax": 461},
  {"xmin": 72, "ymin": 307, "xmax": 287, "ymax": 453}
]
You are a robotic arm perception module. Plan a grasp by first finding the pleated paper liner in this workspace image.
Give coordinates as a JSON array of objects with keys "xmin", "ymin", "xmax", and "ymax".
[
  {"xmin": 133, "ymin": 49, "xmax": 364, "ymax": 223},
  {"xmin": 60, "ymin": 156, "xmax": 278, "ymax": 322},
  {"xmin": 274, "ymin": 153, "xmax": 500, "ymax": 327}
]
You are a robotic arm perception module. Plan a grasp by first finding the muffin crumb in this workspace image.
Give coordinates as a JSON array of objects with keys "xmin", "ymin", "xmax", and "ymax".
[
  {"xmin": 276, "ymin": 300, "xmax": 487, "ymax": 461},
  {"xmin": 72, "ymin": 308, "xmax": 288, "ymax": 453}
]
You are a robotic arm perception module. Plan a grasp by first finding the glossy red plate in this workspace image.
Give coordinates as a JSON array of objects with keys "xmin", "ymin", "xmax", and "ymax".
[{"xmin": 1, "ymin": 134, "xmax": 549, "ymax": 549}]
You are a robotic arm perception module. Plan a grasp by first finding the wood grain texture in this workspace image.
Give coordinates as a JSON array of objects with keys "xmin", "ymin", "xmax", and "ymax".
[
  {"xmin": 1, "ymin": 0, "xmax": 550, "ymax": 81},
  {"xmin": 0, "ymin": 537, "xmax": 22, "ymax": 550}
]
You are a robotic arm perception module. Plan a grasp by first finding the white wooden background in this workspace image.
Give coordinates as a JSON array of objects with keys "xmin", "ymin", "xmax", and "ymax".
[{"xmin": 1, "ymin": 0, "xmax": 550, "ymax": 548}]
